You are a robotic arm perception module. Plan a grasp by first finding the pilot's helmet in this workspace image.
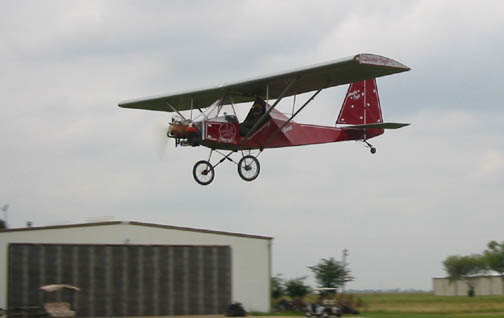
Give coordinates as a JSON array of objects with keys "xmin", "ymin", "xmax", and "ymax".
[{"xmin": 252, "ymin": 101, "xmax": 264, "ymax": 114}]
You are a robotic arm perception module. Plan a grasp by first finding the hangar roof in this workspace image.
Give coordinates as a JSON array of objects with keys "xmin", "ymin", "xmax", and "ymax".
[{"xmin": 0, "ymin": 220, "xmax": 273, "ymax": 240}]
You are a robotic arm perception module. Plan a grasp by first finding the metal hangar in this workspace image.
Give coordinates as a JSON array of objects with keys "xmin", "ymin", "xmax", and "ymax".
[{"xmin": 0, "ymin": 221, "xmax": 272, "ymax": 316}]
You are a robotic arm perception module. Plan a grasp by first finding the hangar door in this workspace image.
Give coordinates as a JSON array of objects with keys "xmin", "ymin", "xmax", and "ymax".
[{"xmin": 8, "ymin": 244, "xmax": 231, "ymax": 316}]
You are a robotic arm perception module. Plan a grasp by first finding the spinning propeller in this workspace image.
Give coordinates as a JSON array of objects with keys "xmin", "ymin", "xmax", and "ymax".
[
  {"xmin": 153, "ymin": 116, "xmax": 201, "ymax": 158},
  {"xmin": 152, "ymin": 121, "xmax": 171, "ymax": 159}
]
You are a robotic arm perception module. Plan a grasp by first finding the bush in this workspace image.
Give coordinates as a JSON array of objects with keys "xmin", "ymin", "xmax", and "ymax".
[{"xmin": 226, "ymin": 302, "xmax": 246, "ymax": 317}]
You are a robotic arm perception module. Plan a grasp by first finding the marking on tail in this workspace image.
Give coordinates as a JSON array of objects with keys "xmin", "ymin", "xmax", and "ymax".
[{"xmin": 337, "ymin": 79, "xmax": 383, "ymax": 125}]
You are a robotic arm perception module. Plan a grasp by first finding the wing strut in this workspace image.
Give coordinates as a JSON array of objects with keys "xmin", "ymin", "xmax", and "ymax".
[
  {"xmin": 190, "ymin": 98, "xmax": 195, "ymax": 120},
  {"xmin": 167, "ymin": 102, "xmax": 187, "ymax": 121},
  {"xmin": 262, "ymin": 88, "xmax": 323, "ymax": 149},
  {"xmin": 238, "ymin": 78, "xmax": 298, "ymax": 148}
]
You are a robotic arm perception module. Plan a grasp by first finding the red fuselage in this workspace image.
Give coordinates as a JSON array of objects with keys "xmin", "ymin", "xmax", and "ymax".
[{"xmin": 196, "ymin": 108, "xmax": 383, "ymax": 151}]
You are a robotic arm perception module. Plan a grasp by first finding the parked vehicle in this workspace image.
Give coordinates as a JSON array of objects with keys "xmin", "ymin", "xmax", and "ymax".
[
  {"xmin": 305, "ymin": 288, "xmax": 359, "ymax": 317},
  {"xmin": 305, "ymin": 302, "xmax": 341, "ymax": 318},
  {"xmin": 40, "ymin": 285, "xmax": 80, "ymax": 318}
]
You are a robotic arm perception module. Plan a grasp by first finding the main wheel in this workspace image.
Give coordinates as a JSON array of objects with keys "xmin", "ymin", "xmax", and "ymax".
[
  {"xmin": 238, "ymin": 155, "xmax": 260, "ymax": 181},
  {"xmin": 193, "ymin": 160, "xmax": 215, "ymax": 185}
]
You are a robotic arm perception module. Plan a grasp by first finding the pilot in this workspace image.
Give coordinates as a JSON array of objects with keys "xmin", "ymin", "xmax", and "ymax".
[
  {"xmin": 240, "ymin": 98, "xmax": 266, "ymax": 136},
  {"xmin": 250, "ymin": 101, "xmax": 264, "ymax": 117}
]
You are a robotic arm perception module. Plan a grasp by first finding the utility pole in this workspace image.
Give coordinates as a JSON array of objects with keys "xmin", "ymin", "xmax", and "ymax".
[
  {"xmin": 1, "ymin": 204, "xmax": 8, "ymax": 228},
  {"xmin": 341, "ymin": 249, "xmax": 349, "ymax": 294}
]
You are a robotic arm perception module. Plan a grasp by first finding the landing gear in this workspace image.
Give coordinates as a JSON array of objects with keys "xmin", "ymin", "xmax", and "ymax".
[
  {"xmin": 238, "ymin": 155, "xmax": 260, "ymax": 181},
  {"xmin": 193, "ymin": 160, "xmax": 215, "ymax": 185},
  {"xmin": 192, "ymin": 151, "xmax": 261, "ymax": 185},
  {"xmin": 364, "ymin": 140, "xmax": 376, "ymax": 154}
]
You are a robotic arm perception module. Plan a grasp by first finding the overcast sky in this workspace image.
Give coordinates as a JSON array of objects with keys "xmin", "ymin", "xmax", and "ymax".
[{"xmin": 1, "ymin": 0, "xmax": 504, "ymax": 291}]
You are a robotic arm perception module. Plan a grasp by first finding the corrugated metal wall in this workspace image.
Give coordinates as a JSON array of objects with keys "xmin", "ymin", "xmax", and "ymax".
[
  {"xmin": 433, "ymin": 276, "xmax": 504, "ymax": 296},
  {"xmin": 8, "ymin": 244, "xmax": 231, "ymax": 316}
]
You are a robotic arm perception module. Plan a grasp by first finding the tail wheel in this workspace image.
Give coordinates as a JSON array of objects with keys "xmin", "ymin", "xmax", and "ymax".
[
  {"xmin": 370, "ymin": 147, "xmax": 376, "ymax": 154},
  {"xmin": 238, "ymin": 155, "xmax": 260, "ymax": 181},
  {"xmin": 193, "ymin": 160, "xmax": 215, "ymax": 185}
]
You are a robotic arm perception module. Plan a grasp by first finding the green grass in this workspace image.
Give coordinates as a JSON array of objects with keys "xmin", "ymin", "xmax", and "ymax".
[
  {"xmin": 249, "ymin": 311, "xmax": 304, "ymax": 316},
  {"xmin": 363, "ymin": 313, "xmax": 504, "ymax": 318},
  {"xmin": 359, "ymin": 293, "xmax": 504, "ymax": 305},
  {"xmin": 358, "ymin": 293, "xmax": 504, "ymax": 314},
  {"xmin": 261, "ymin": 293, "xmax": 504, "ymax": 318}
]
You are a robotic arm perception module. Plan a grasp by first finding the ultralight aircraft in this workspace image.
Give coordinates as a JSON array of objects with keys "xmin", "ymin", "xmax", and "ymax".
[{"xmin": 119, "ymin": 54, "xmax": 410, "ymax": 185}]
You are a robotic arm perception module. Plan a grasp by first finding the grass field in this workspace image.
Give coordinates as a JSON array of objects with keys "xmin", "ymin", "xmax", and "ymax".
[
  {"xmin": 264, "ymin": 293, "xmax": 504, "ymax": 318},
  {"xmin": 348, "ymin": 293, "xmax": 504, "ymax": 318}
]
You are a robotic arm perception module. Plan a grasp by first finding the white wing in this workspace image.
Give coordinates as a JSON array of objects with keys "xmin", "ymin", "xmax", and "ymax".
[{"xmin": 118, "ymin": 53, "xmax": 410, "ymax": 112}]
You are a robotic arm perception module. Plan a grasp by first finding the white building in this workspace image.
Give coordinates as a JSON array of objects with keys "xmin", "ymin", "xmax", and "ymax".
[
  {"xmin": 433, "ymin": 275, "xmax": 504, "ymax": 296},
  {"xmin": 0, "ymin": 221, "xmax": 272, "ymax": 315}
]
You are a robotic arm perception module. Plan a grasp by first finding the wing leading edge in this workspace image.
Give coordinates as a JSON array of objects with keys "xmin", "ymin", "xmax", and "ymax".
[{"xmin": 118, "ymin": 53, "xmax": 410, "ymax": 113}]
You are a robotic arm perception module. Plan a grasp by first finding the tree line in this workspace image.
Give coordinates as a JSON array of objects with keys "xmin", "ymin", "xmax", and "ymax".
[{"xmin": 443, "ymin": 241, "xmax": 504, "ymax": 296}]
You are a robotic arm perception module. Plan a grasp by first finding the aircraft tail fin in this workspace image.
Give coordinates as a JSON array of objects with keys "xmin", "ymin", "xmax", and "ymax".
[{"xmin": 336, "ymin": 79, "xmax": 383, "ymax": 126}]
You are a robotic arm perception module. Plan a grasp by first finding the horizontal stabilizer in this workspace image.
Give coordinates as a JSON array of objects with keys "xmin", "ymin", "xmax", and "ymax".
[{"xmin": 341, "ymin": 122, "xmax": 410, "ymax": 129}]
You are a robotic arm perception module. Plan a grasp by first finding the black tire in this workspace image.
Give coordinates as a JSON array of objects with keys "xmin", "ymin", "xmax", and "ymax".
[
  {"xmin": 370, "ymin": 147, "xmax": 376, "ymax": 154},
  {"xmin": 237, "ymin": 155, "xmax": 260, "ymax": 181},
  {"xmin": 193, "ymin": 160, "xmax": 215, "ymax": 185}
]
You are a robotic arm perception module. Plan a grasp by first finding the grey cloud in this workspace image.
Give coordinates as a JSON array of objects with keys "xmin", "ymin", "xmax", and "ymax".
[{"xmin": 1, "ymin": 0, "xmax": 503, "ymax": 290}]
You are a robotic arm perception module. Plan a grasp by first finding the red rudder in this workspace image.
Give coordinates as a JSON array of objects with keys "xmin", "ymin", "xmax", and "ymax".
[{"xmin": 336, "ymin": 79, "xmax": 383, "ymax": 125}]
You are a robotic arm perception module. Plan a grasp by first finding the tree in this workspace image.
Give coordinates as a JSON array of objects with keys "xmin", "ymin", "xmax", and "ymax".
[
  {"xmin": 271, "ymin": 274, "xmax": 285, "ymax": 299},
  {"xmin": 309, "ymin": 257, "xmax": 353, "ymax": 291},
  {"xmin": 284, "ymin": 277, "xmax": 311, "ymax": 299},
  {"xmin": 443, "ymin": 254, "xmax": 486, "ymax": 296},
  {"xmin": 483, "ymin": 241, "xmax": 504, "ymax": 292}
]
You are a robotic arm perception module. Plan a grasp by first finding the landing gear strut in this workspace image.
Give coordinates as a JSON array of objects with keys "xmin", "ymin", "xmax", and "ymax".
[
  {"xmin": 192, "ymin": 150, "xmax": 261, "ymax": 185},
  {"xmin": 364, "ymin": 140, "xmax": 376, "ymax": 154}
]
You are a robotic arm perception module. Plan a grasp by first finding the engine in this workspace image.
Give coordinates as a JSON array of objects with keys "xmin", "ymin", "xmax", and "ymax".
[{"xmin": 168, "ymin": 120, "xmax": 201, "ymax": 147}]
